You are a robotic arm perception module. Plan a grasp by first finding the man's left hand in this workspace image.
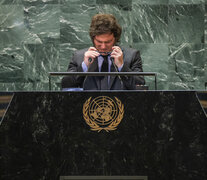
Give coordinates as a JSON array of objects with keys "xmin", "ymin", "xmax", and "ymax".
[{"xmin": 111, "ymin": 46, "xmax": 123, "ymax": 68}]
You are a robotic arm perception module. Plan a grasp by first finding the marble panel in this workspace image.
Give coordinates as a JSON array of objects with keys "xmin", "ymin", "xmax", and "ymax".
[
  {"xmin": 0, "ymin": 45, "xmax": 24, "ymax": 83},
  {"xmin": 60, "ymin": 0, "xmax": 96, "ymax": 14},
  {"xmin": 168, "ymin": 4, "xmax": 205, "ymax": 43},
  {"xmin": 60, "ymin": 0, "xmax": 95, "ymax": 4},
  {"xmin": 60, "ymin": 0, "xmax": 97, "ymax": 44},
  {"xmin": 0, "ymin": 4, "xmax": 48, "ymax": 45},
  {"xmin": 6, "ymin": 82, "xmax": 59, "ymax": 91},
  {"xmin": 205, "ymin": 4, "xmax": 207, "ymax": 43},
  {"xmin": 60, "ymin": 13, "xmax": 93, "ymax": 44},
  {"xmin": 134, "ymin": 43, "xmax": 169, "ymax": 90},
  {"xmin": 169, "ymin": 0, "xmax": 205, "ymax": 4},
  {"xmin": 131, "ymin": 4, "xmax": 168, "ymax": 43},
  {"xmin": 23, "ymin": 42, "xmax": 59, "ymax": 83},
  {"xmin": 204, "ymin": 44, "xmax": 207, "ymax": 87},
  {"xmin": 0, "ymin": 0, "xmax": 22, "ymax": 5},
  {"xmin": 0, "ymin": 5, "xmax": 26, "ymax": 46},
  {"xmin": 168, "ymin": 43, "xmax": 206, "ymax": 90},
  {"xmin": 24, "ymin": 4, "xmax": 60, "ymax": 43},
  {"xmin": 132, "ymin": 0, "xmax": 168, "ymax": 5},
  {"xmin": 0, "ymin": 82, "xmax": 34, "ymax": 91},
  {"xmin": 0, "ymin": 82, "xmax": 59, "ymax": 91},
  {"xmin": 0, "ymin": 1, "xmax": 206, "ymax": 91},
  {"xmin": 23, "ymin": 0, "xmax": 59, "ymax": 5},
  {"xmin": 96, "ymin": 0, "xmax": 132, "ymax": 11}
]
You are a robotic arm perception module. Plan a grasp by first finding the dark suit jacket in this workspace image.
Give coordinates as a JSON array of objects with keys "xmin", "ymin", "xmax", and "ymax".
[{"xmin": 61, "ymin": 47, "xmax": 145, "ymax": 90}]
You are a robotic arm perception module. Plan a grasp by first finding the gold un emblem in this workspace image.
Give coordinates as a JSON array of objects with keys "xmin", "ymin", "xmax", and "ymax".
[{"xmin": 83, "ymin": 96, "xmax": 124, "ymax": 132}]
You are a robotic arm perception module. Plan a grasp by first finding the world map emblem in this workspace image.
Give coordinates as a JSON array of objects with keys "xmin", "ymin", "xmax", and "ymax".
[{"xmin": 83, "ymin": 96, "xmax": 124, "ymax": 132}]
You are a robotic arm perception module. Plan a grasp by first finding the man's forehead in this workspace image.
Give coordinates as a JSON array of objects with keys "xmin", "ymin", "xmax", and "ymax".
[{"xmin": 94, "ymin": 33, "xmax": 115, "ymax": 41}]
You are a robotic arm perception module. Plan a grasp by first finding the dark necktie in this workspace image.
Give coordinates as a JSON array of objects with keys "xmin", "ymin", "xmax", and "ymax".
[
  {"xmin": 101, "ymin": 55, "xmax": 108, "ymax": 72},
  {"xmin": 100, "ymin": 55, "xmax": 109, "ymax": 90}
]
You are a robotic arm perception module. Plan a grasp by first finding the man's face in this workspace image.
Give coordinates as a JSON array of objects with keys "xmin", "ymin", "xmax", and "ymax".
[{"xmin": 93, "ymin": 33, "xmax": 115, "ymax": 54}]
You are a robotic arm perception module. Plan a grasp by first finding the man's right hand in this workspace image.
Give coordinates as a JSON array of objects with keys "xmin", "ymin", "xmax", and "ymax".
[{"xmin": 84, "ymin": 47, "xmax": 100, "ymax": 67}]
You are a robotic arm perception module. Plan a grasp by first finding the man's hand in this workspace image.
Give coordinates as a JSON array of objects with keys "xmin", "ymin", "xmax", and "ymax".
[
  {"xmin": 111, "ymin": 46, "xmax": 123, "ymax": 68},
  {"xmin": 84, "ymin": 47, "xmax": 100, "ymax": 67}
]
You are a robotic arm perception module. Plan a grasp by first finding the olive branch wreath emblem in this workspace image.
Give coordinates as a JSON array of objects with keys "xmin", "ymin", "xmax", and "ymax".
[{"xmin": 83, "ymin": 96, "xmax": 124, "ymax": 132}]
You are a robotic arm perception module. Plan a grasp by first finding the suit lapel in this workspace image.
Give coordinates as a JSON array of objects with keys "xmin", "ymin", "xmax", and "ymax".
[
  {"xmin": 88, "ymin": 57, "xmax": 98, "ymax": 72},
  {"xmin": 87, "ymin": 58, "xmax": 100, "ymax": 89},
  {"xmin": 109, "ymin": 47, "xmax": 125, "ymax": 89}
]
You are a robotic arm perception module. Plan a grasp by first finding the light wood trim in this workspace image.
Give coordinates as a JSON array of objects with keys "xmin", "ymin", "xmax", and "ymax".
[
  {"xmin": 199, "ymin": 100, "xmax": 207, "ymax": 108},
  {"xmin": 0, "ymin": 109, "xmax": 6, "ymax": 117},
  {"xmin": 0, "ymin": 95, "xmax": 12, "ymax": 103}
]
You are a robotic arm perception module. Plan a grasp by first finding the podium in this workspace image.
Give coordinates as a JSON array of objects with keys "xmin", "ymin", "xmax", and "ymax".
[{"xmin": 0, "ymin": 91, "xmax": 207, "ymax": 180}]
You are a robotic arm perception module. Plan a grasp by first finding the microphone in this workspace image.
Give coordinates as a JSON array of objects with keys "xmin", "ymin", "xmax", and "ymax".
[
  {"xmin": 88, "ymin": 58, "xmax": 92, "ymax": 63},
  {"xmin": 110, "ymin": 57, "xmax": 117, "ymax": 71}
]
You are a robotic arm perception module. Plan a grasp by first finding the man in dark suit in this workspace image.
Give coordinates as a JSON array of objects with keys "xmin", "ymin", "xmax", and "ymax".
[{"xmin": 61, "ymin": 14, "xmax": 145, "ymax": 90}]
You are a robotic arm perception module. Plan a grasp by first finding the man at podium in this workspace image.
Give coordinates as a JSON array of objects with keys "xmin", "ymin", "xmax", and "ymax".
[{"xmin": 61, "ymin": 14, "xmax": 145, "ymax": 90}]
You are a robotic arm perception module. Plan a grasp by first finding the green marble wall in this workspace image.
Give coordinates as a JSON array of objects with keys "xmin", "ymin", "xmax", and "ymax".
[{"xmin": 0, "ymin": 0, "xmax": 206, "ymax": 90}]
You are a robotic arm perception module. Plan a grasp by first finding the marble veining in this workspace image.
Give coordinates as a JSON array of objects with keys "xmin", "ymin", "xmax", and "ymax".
[{"xmin": 0, "ymin": 1, "xmax": 206, "ymax": 90}]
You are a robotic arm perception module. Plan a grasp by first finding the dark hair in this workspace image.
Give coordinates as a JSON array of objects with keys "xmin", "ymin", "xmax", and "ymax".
[{"xmin": 89, "ymin": 14, "xmax": 122, "ymax": 43}]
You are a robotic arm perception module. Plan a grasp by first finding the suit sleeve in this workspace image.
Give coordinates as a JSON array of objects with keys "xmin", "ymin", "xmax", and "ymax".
[
  {"xmin": 120, "ymin": 50, "xmax": 145, "ymax": 90},
  {"xmin": 61, "ymin": 51, "xmax": 85, "ymax": 88}
]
